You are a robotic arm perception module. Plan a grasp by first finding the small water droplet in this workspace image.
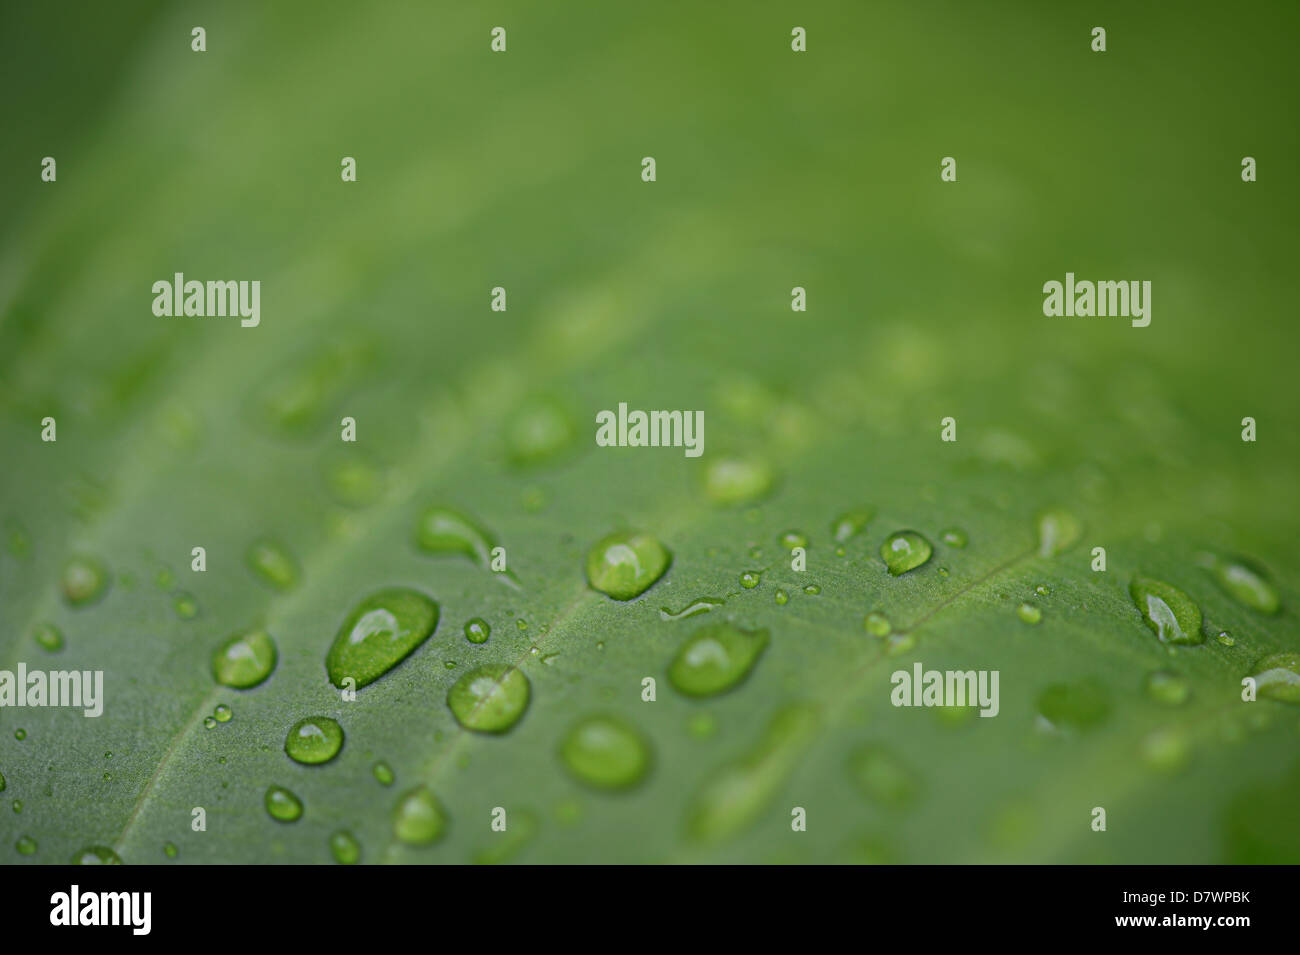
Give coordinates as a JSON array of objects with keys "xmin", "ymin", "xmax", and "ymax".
[
  {"xmin": 703, "ymin": 456, "xmax": 776, "ymax": 506},
  {"xmin": 659, "ymin": 597, "xmax": 725, "ymax": 621},
  {"xmin": 464, "ymin": 618, "xmax": 490, "ymax": 644},
  {"xmin": 937, "ymin": 566, "xmax": 949, "ymax": 578},
  {"xmin": 246, "ymin": 537, "xmax": 300, "ymax": 592},
  {"xmin": 517, "ymin": 619, "xmax": 528, "ymax": 631},
  {"xmin": 668, "ymin": 622, "xmax": 769, "ymax": 697},
  {"xmin": 1141, "ymin": 728, "xmax": 1190, "ymax": 773},
  {"xmin": 1144, "ymin": 670, "xmax": 1190, "ymax": 706},
  {"xmin": 1129, "ymin": 576, "xmax": 1203, "ymax": 645},
  {"xmin": 880, "ymin": 531, "xmax": 932, "ymax": 576},
  {"xmin": 1217, "ymin": 630, "xmax": 1236, "ymax": 647},
  {"xmin": 446, "ymin": 665, "xmax": 531, "ymax": 733},
  {"xmin": 326, "ymin": 588, "xmax": 439, "ymax": 689},
  {"xmin": 585, "ymin": 530, "xmax": 671, "ymax": 600},
  {"xmin": 777, "ymin": 530, "xmax": 808, "ymax": 550},
  {"xmin": 940, "ymin": 527, "xmax": 968, "ymax": 549},
  {"xmin": 15, "ymin": 728, "xmax": 27, "ymax": 741},
  {"xmin": 1249, "ymin": 652, "xmax": 1300, "ymax": 703},
  {"xmin": 203, "ymin": 716, "xmax": 217, "ymax": 729},
  {"xmin": 285, "ymin": 716, "xmax": 345, "ymax": 764},
  {"xmin": 212, "ymin": 629, "xmax": 278, "ymax": 689},
  {"xmin": 15, "ymin": 836, "xmax": 37, "ymax": 856},
  {"xmin": 1034, "ymin": 584, "xmax": 1050, "ymax": 596},
  {"xmin": 392, "ymin": 786, "xmax": 447, "ymax": 845},
  {"xmin": 739, "ymin": 570, "xmax": 761, "ymax": 589},
  {"xmin": 1205, "ymin": 555, "xmax": 1280, "ymax": 615},
  {"xmin": 71, "ymin": 845, "xmax": 122, "ymax": 864},
  {"xmin": 847, "ymin": 744, "xmax": 919, "ymax": 808},
  {"xmin": 172, "ymin": 591, "xmax": 199, "ymax": 619},
  {"xmin": 505, "ymin": 397, "xmax": 576, "ymax": 467},
  {"xmin": 1036, "ymin": 509, "xmax": 1081, "ymax": 557},
  {"xmin": 0, "ymin": 772, "xmax": 5, "ymax": 792},
  {"xmin": 213, "ymin": 703, "xmax": 232, "ymax": 723},
  {"xmin": 863, "ymin": 612, "xmax": 892, "ymax": 637},
  {"xmin": 372, "ymin": 761, "xmax": 394, "ymax": 786},
  {"xmin": 265, "ymin": 785, "xmax": 303, "ymax": 823},
  {"xmin": 774, "ymin": 589, "xmax": 788, "ymax": 605},
  {"xmin": 559, "ymin": 715, "xmax": 651, "ymax": 790},
  {"xmin": 33, "ymin": 622, "xmax": 64, "ymax": 653},
  {"xmin": 1017, "ymin": 602, "xmax": 1042, "ymax": 625},
  {"xmin": 687, "ymin": 711, "xmax": 718, "ymax": 739},
  {"xmin": 61, "ymin": 555, "xmax": 109, "ymax": 607},
  {"xmin": 328, "ymin": 830, "xmax": 361, "ymax": 865},
  {"xmin": 803, "ymin": 584, "xmax": 820, "ymax": 595},
  {"xmin": 163, "ymin": 842, "xmax": 178, "ymax": 859},
  {"xmin": 831, "ymin": 508, "xmax": 874, "ymax": 543},
  {"xmin": 154, "ymin": 566, "xmax": 175, "ymax": 591}
]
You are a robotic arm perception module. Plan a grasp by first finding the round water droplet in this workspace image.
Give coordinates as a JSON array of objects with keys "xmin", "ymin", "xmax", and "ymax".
[
  {"xmin": 774, "ymin": 589, "xmax": 788, "ymax": 606},
  {"xmin": 33, "ymin": 622, "xmax": 64, "ymax": 652},
  {"xmin": 1144, "ymin": 670, "xmax": 1190, "ymax": 706},
  {"xmin": 392, "ymin": 785, "xmax": 447, "ymax": 845},
  {"xmin": 559, "ymin": 715, "xmax": 651, "ymax": 790},
  {"xmin": 1129, "ymin": 576, "xmax": 1203, "ymax": 645},
  {"xmin": 212, "ymin": 629, "xmax": 278, "ymax": 689},
  {"xmin": 213, "ymin": 703, "xmax": 232, "ymax": 723},
  {"xmin": 1017, "ymin": 602, "xmax": 1042, "ymax": 625},
  {"xmin": 739, "ymin": 570, "xmax": 761, "ymax": 589},
  {"xmin": 329, "ymin": 829, "xmax": 361, "ymax": 864},
  {"xmin": 246, "ymin": 537, "xmax": 300, "ymax": 592},
  {"xmin": 940, "ymin": 527, "xmax": 968, "ymax": 548},
  {"xmin": 831, "ymin": 508, "xmax": 874, "ymax": 543},
  {"xmin": 1249, "ymin": 652, "xmax": 1300, "ymax": 703},
  {"xmin": 505, "ymin": 397, "xmax": 576, "ymax": 467},
  {"xmin": 702, "ymin": 456, "xmax": 776, "ymax": 506},
  {"xmin": 163, "ymin": 842, "xmax": 178, "ymax": 859},
  {"xmin": 668, "ymin": 623, "xmax": 769, "ymax": 698},
  {"xmin": 1035, "ymin": 584, "xmax": 1051, "ymax": 596},
  {"xmin": 285, "ymin": 716, "xmax": 345, "ymax": 764},
  {"xmin": 326, "ymin": 588, "xmax": 439, "ymax": 688},
  {"xmin": 265, "ymin": 785, "xmax": 303, "ymax": 823},
  {"xmin": 585, "ymin": 530, "xmax": 671, "ymax": 600},
  {"xmin": 1037, "ymin": 680, "xmax": 1111, "ymax": 731},
  {"xmin": 61, "ymin": 556, "xmax": 109, "ymax": 607},
  {"xmin": 863, "ymin": 611, "xmax": 892, "ymax": 637},
  {"xmin": 446, "ymin": 664, "xmax": 531, "ymax": 733},
  {"xmin": 173, "ymin": 591, "xmax": 199, "ymax": 619},
  {"xmin": 777, "ymin": 530, "xmax": 808, "ymax": 550},
  {"xmin": 373, "ymin": 761, "xmax": 394, "ymax": 786},
  {"xmin": 1206, "ymin": 556, "xmax": 1280, "ymax": 615},
  {"xmin": 847, "ymin": 744, "xmax": 919, "ymax": 808},
  {"xmin": 464, "ymin": 618, "xmax": 490, "ymax": 644},
  {"xmin": 880, "ymin": 531, "xmax": 932, "ymax": 576},
  {"xmin": 71, "ymin": 845, "xmax": 122, "ymax": 865},
  {"xmin": 203, "ymin": 717, "xmax": 217, "ymax": 730},
  {"xmin": 15, "ymin": 836, "xmax": 37, "ymax": 856},
  {"xmin": 14, "ymin": 728, "xmax": 26, "ymax": 741},
  {"xmin": 1036, "ymin": 510, "xmax": 1081, "ymax": 557}
]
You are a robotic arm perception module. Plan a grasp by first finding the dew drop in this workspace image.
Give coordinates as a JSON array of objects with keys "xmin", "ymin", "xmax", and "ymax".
[
  {"xmin": 414, "ymin": 506, "xmax": 502, "ymax": 574},
  {"xmin": 1036, "ymin": 509, "xmax": 1081, "ymax": 557},
  {"xmin": 246, "ymin": 537, "xmax": 300, "ymax": 592},
  {"xmin": 392, "ymin": 785, "xmax": 447, "ymax": 846},
  {"xmin": 213, "ymin": 703, "xmax": 232, "ymax": 723},
  {"xmin": 777, "ymin": 530, "xmax": 808, "ymax": 550},
  {"xmin": 1144, "ymin": 670, "xmax": 1190, "ymax": 706},
  {"xmin": 739, "ymin": 570, "xmax": 761, "ymax": 589},
  {"xmin": 163, "ymin": 843, "xmax": 178, "ymax": 859},
  {"xmin": 559, "ymin": 715, "xmax": 651, "ymax": 790},
  {"xmin": 668, "ymin": 622, "xmax": 769, "ymax": 698},
  {"xmin": 1205, "ymin": 556, "xmax": 1280, "ymax": 615},
  {"xmin": 1017, "ymin": 602, "xmax": 1042, "ymax": 625},
  {"xmin": 212, "ymin": 629, "xmax": 278, "ymax": 689},
  {"xmin": 61, "ymin": 556, "xmax": 109, "ymax": 607},
  {"xmin": 864, "ymin": 612, "xmax": 892, "ymax": 636},
  {"xmin": 585, "ymin": 530, "xmax": 671, "ymax": 600},
  {"xmin": 1129, "ymin": 576, "xmax": 1203, "ymax": 645},
  {"xmin": 285, "ymin": 716, "xmax": 345, "ymax": 764},
  {"xmin": 373, "ymin": 761, "xmax": 395, "ymax": 786},
  {"xmin": 173, "ymin": 592, "xmax": 199, "ymax": 619},
  {"xmin": 1249, "ymin": 652, "xmax": 1300, "ymax": 703},
  {"xmin": 329, "ymin": 829, "xmax": 361, "ymax": 865},
  {"xmin": 940, "ymin": 527, "xmax": 968, "ymax": 548},
  {"xmin": 774, "ymin": 589, "xmax": 788, "ymax": 606},
  {"xmin": 803, "ymin": 584, "xmax": 821, "ymax": 595},
  {"xmin": 33, "ymin": 622, "xmax": 64, "ymax": 653},
  {"xmin": 15, "ymin": 836, "xmax": 37, "ymax": 856},
  {"xmin": 702, "ymin": 456, "xmax": 776, "ymax": 506},
  {"xmin": 15, "ymin": 728, "xmax": 26, "ymax": 741},
  {"xmin": 659, "ymin": 597, "xmax": 725, "ymax": 621},
  {"xmin": 1035, "ymin": 584, "xmax": 1051, "ymax": 596},
  {"xmin": 71, "ymin": 845, "xmax": 122, "ymax": 865},
  {"xmin": 265, "ymin": 785, "xmax": 303, "ymax": 823},
  {"xmin": 505, "ymin": 397, "xmax": 576, "ymax": 467},
  {"xmin": 880, "ymin": 531, "xmax": 932, "ymax": 576},
  {"xmin": 1217, "ymin": 631, "xmax": 1236, "ymax": 647},
  {"xmin": 203, "ymin": 717, "xmax": 217, "ymax": 730},
  {"xmin": 326, "ymin": 588, "xmax": 439, "ymax": 689},
  {"xmin": 464, "ymin": 618, "xmax": 490, "ymax": 644},
  {"xmin": 831, "ymin": 508, "xmax": 874, "ymax": 543},
  {"xmin": 446, "ymin": 664, "xmax": 531, "ymax": 733}
]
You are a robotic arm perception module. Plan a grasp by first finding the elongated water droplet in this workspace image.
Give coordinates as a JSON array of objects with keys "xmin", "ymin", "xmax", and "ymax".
[
  {"xmin": 585, "ymin": 530, "xmax": 671, "ymax": 600},
  {"xmin": 668, "ymin": 623, "xmax": 769, "ymax": 697},
  {"xmin": 447, "ymin": 664, "xmax": 531, "ymax": 733},
  {"xmin": 777, "ymin": 530, "xmax": 808, "ymax": 550},
  {"xmin": 940, "ymin": 527, "xmax": 968, "ymax": 548},
  {"xmin": 863, "ymin": 611, "xmax": 892, "ymax": 636},
  {"xmin": 33, "ymin": 622, "xmax": 64, "ymax": 652},
  {"xmin": 505, "ymin": 397, "xmax": 576, "ymax": 467},
  {"xmin": 71, "ymin": 845, "xmax": 122, "ymax": 864},
  {"xmin": 1036, "ymin": 509, "xmax": 1081, "ymax": 557},
  {"xmin": 1017, "ymin": 602, "xmax": 1042, "ymax": 625},
  {"xmin": 265, "ymin": 785, "xmax": 303, "ymax": 823},
  {"xmin": 703, "ymin": 456, "xmax": 776, "ymax": 506},
  {"xmin": 392, "ymin": 786, "xmax": 447, "ymax": 846},
  {"xmin": 373, "ymin": 761, "xmax": 394, "ymax": 786},
  {"xmin": 1144, "ymin": 670, "xmax": 1190, "ymax": 706},
  {"xmin": 831, "ymin": 508, "xmax": 873, "ymax": 543},
  {"xmin": 1129, "ymin": 576, "xmax": 1203, "ymax": 645},
  {"xmin": 464, "ymin": 618, "xmax": 490, "ymax": 644},
  {"xmin": 880, "ymin": 531, "xmax": 932, "ymax": 576},
  {"xmin": 559, "ymin": 715, "xmax": 651, "ymax": 790},
  {"xmin": 1036, "ymin": 680, "xmax": 1111, "ymax": 731},
  {"xmin": 1249, "ymin": 653, "xmax": 1300, "ymax": 703},
  {"xmin": 659, "ymin": 597, "xmax": 725, "ymax": 621},
  {"xmin": 246, "ymin": 537, "xmax": 300, "ymax": 592},
  {"xmin": 803, "ymin": 584, "xmax": 820, "ymax": 595},
  {"xmin": 326, "ymin": 588, "xmax": 439, "ymax": 688},
  {"xmin": 285, "ymin": 716, "xmax": 345, "ymax": 764},
  {"xmin": 61, "ymin": 556, "xmax": 109, "ymax": 607},
  {"xmin": 1205, "ymin": 556, "xmax": 1280, "ymax": 615},
  {"xmin": 847, "ymin": 744, "xmax": 919, "ymax": 808},
  {"xmin": 212, "ymin": 629, "xmax": 278, "ymax": 689},
  {"xmin": 415, "ymin": 506, "xmax": 502, "ymax": 573},
  {"xmin": 329, "ymin": 829, "xmax": 361, "ymax": 864}
]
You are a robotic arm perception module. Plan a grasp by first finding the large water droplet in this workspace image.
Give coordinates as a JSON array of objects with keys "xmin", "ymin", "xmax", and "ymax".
[
  {"xmin": 1249, "ymin": 652, "xmax": 1300, "ymax": 703},
  {"xmin": 1036, "ymin": 509, "xmax": 1081, "ymax": 557},
  {"xmin": 464, "ymin": 618, "xmax": 490, "ymax": 644},
  {"xmin": 212, "ymin": 629, "xmax": 278, "ymax": 689},
  {"xmin": 326, "ymin": 588, "xmax": 439, "ymax": 688},
  {"xmin": 1129, "ymin": 576, "xmax": 1203, "ymax": 645},
  {"xmin": 71, "ymin": 845, "xmax": 122, "ymax": 865},
  {"xmin": 831, "ymin": 508, "xmax": 873, "ymax": 543},
  {"xmin": 329, "ymin": 829, "xmax": 361, "ymax": 864},
  {"xmin": 668, "ymin": 623, "xmax": 769, "ymax": 697},
  {"xmin": 265, "ymin": 785, "xmax": 303, "ymax": 823},
  {"xmin": 246, "ymin": 537, "xmax": 300, "ymax": 592},
  {"xmin": 703, "ymin": 456, "xmax": 776, "ymax": 506},
  {"xmin": 1017, "ymin": 602, "xmax": 1042, "ymax": 625},
  {"xmin": 585, "ymin": 531, "xmax": 670, "ymax": 600},
  {"xmin": 285, "ymin": 716, "xmax": 345, "ymax": 764},
  {"xmin": 559, "ymin": 715, "xmax": 651, "ymax": 790},
  {"xmin": 880, "ymin": 531, "xmax": 932, "ymax": 576},
  {"xmin": 61, "ymin": 556, "xmax": 109, "ymax": 607},
  {"xmin": 1205, "ymin": 556, "xmax": 1280, "ymax": 615},
  {"xmin": 659, "ymin": 597, "xmax": 725, "ymax": 621},
  {"xmin": 392, "ymin": 785, "xmax": 447, "ymax": 846},
  {"xmin": 447, "ymin": 664, "xmax": 530, "ymax": 733}
]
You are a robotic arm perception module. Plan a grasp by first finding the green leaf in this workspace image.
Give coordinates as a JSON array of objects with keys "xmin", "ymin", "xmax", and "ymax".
[{"xmin": 2, "ymin": 2, "xmax": 1299, "ymax": 865}]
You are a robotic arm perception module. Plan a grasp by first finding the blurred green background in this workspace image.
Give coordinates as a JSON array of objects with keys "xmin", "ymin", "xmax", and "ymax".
[{"xmin": 1, "ymin": 1, "xmax": 1298, "ymax": 864}]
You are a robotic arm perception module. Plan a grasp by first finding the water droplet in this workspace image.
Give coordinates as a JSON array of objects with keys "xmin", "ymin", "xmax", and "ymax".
[
  {"xmin": 173, "ymin": 591, "xmax": 199, "ymax": 620},
  {"xmin": 213, "ymin": 703, "xmax": 232, "ymax": 723},
  {"xmin": 326, "ymin": 588, "xmax": 439, "ymax": 688},
  {"xmin": 1036, "ymin": 509, "xmax": 1081, "ymax": 557},
  {"xmin": 265, "ymin": 785, "xmax": 304, "ymax": 823},
  {"xmin": 415, "ymin": 506, "xmax": 503, "ymax": 574},
  {"xmin": 516, "ymin": 619, "xmax": 528, "ymax": 631},
  {"xmin": 12, "ymin": 800, "xmax": 22, "ymax": 813},
  {"xmin": 1144, "ymin": 670, "xmax": 1190, "ymax": 706},
  {"xmin": 71, "ymin": 845, "xmax": 122, "ymax": 864},
  {"xmin": 739, "ymin": 570, "xmax": 761, "ymax": 589},
  {"xmin": 462, "ymin": 618, "xmax": 490, "ymax": 645},
  {"xmin": 163, "ymin": 842, "xmax": 178, "ymax": 859},
  {"xmin": 392, "ymin": 785, "xmax": 447, "ymax": 845},
  {"xmin": 667, "ymin": 622, "xmax": 769, "ymax": 698},
  {"xmin": 14, "ymin": 728, "xmax": 26, "ymax": 741},
  {"xmin": 372, "ymin": 761, "xmax": 394, "ymax": 786},
  {"xmin": 1129, "ymin": 576, "xmax": 1203, "ymax": 645},
  {"xmin": 777, "ymin": 530, "xmax": 808, "ymax": 550},
  {"xmin": 505, "ymin": 397, "xmax": 576, "ymax": 467},
  {"xmin": 687, "ymin": 711, "xmax": 718, "ymax": 739},
  {"xmin": 329, "ymin": 829, "xmax": 361, "ymax": 864},
  {"xmin": 831, "ymin": 508, "xmax": 874, "ymax": 543},
  {"xmin": 285, "ymin": 716, "xmax": 345, "ymax": 764},
  {"xmin": 847, "ymin": 744, "xmax": 919, "ymax": 808},
  {"xmin": 1205, "ymin": 555, "xmax": 1280, "ymax": 615},
  {"xmin": 1034, "ymin": 584, "xmax": 1051, "ymax": 596},
  {"xmin": 203, "ymin": 716, "xmax": 217, "ymax": 729},
  {"xmin": 212, "ymin": 629, "xmax": 278, "ymax": 689},
  {"xmin": 585, "ymin": 530, "xmax": 671, "ymax": 600},
  {"xmin": 937, "ymin": 566, "xmax": 949, "ymax": 578},
  {"xmin": 1017, "ymin": 602, "xmax": 1042, "ymax": 625},
  {"xmin": 863, "ymin": 612, "xmax": 892, "ymax": 637},
  {"xmin": 1249, "ymin": 652, "xmax": 1300, "ymax": 703},
  {"xmin": 559, "ymin": 715, "xmax": 651, "ymax": 790},
  {"xmin": 774, "ymin": 589, "xmax": 788, "ymax": 605},
  {"xmin": 803, "ymin": 584, "xmax": 821, "ymax": 595},
  {"xmin": 246, "ymin": 537, "xmax": 300, "ymax": 592},
  {"xmin": 659, "ymin": 597, "xmax": 725, "ymax": 621},
  {"xmin": 15, "ymin": 836, "xmax": 37, "ymax": 856},
  {"xmin": 33, "ymin": 622, "xmax": 64, "ymax": 653},
  {"xmin": 1217, "ymin": 630, "xmax": 1235, "ymax": 647},
  {"xmin": 703, "ymin": 456, "xmax": 776, "ymax": 506},
  {"xmin": 940, "ymin": 527, "xmax": 968, "ymax": 548},
  {"xmin": 0, "ymin": 772, "xmax": 5, "ymax": 792},
  {"xmin": 880, "ymin": 531, "xmax": 932, "ymax": 576},
  {"xmin": 1141, "ymin": 728, "xmax": 1190, "ymax": 773},
  {"xmin": 447, "ymin": 664, "xmax": 531, "ymax": 733},
  {"xmin": 1036, "ymin": 680, "xmax": 1111, "ymax": 731},
  {"xmin": 61, "ymin": 555, "xmax": 109, "ymax": 607}
]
